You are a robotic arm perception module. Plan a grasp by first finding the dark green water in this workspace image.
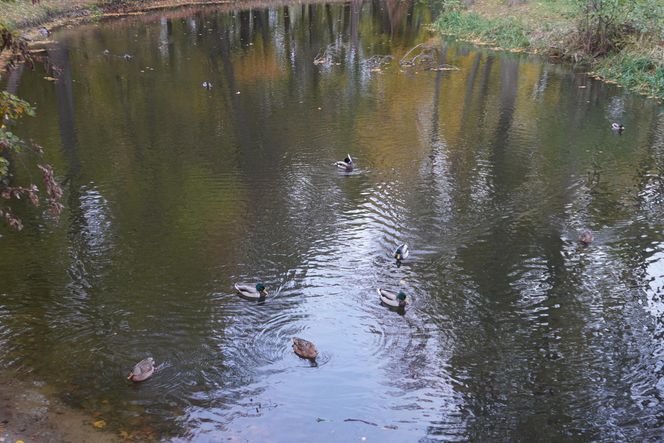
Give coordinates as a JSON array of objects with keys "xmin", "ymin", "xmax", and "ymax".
[{"xmin": 2, "ymin": 0, "xmax": 664, "ymax": 441}]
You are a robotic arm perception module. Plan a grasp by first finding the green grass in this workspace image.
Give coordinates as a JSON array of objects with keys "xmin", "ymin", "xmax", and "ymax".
[
  {"xmin": 435, "ymin": 1, "xmax": 664, "ymax": 100},
  {"xmin": 0, "ymin": 0, "xmax": 91, "ymax": 29},
  {"xmin": 595, "ymin": 50, "xmax": 664, "ymax": 98},
  {"xmin": 437, "ymin": 11, "xmax": 530, "ymax": 49}
]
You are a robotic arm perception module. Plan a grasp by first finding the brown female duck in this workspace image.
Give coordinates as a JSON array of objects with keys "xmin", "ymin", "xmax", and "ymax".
[
  {"xmin": 127, "ymin": 357, "xmax": 155, "ymax": 382},
  {"xmin": 292, "ymin": 337, "xmax": 318, "ymax": 361}
]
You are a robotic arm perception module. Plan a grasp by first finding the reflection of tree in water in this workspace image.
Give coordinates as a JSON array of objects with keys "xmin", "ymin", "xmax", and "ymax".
[{"xmin": 382, "ymin": 0, "xmax": 415, "ymax": 35}]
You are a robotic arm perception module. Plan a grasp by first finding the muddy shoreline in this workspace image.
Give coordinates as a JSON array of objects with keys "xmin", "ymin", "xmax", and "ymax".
[{"xmin": 0, "ymin": 369, "xmax": 119, "ymax": 442}]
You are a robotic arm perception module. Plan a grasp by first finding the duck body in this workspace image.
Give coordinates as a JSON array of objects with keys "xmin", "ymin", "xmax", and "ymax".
[
  {"xmin": 127, "ymin": 357, "xmax": 155, "ymax": 382},
  {"xmin": 611, "ymin": 122, "xmax": 625, "ymax": 132},
  {"xmin": 235, "ymin": 283, "xmax": 268, "ymax": 301},
  {"xmin": 335, "ymin": 154, "xmax": 353, "ymax": 172},
  {"xmin": 202, "ymin": 81, "xmax": 213, "ymax": 90},
  {"xmin": 394, "ymin": 243, "xmax": 409, "ymax": 261},
  {"xmin": 579, "ymin": 230, "xmax": 594, "ymax": 245},
  {"xmin": 292, "ymin": 337, "xmax": 318, "ymax": 360},
  {"xmin": 378, "ymin": 288, "xmax": 408, "ymax": 310}
]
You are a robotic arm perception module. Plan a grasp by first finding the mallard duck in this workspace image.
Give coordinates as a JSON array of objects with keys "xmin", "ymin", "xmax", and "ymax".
[
  {"xmin": 292, "ymin": 337, "xmax": 318, "ymax": 360},
  {"xmin": 335, "ymin": 154, "xmax": 353, "ymax": 172},
  {"xmin": 127, "ymin": 357, "xmax": 155, "ymax": 382},
  {"xmin": 394, "ymin": 243, "xmax": 409, "ymax": 261},
  {"xmin": 579, "ymin": 230, "xmax": 594, "ymax": 245},
  {"xmin": 611, "ymin": 123, "xmax": 624, "ymax": 132},
  {"xmin": 234, "ymin": 283, "xmax": 268, "ymax": 300},
  {"xmin": 378, "ymin": 288, "xmax": 408, "ymax": 310},
  {"xmin": 202, "ymin": 81, "xmax": 213, "ymax": 90}
]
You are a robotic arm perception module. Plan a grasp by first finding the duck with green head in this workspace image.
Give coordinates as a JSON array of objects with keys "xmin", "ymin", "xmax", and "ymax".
[
  {"xmin": 235, "ymin": 283, "xmax": 268, "ymax": 301},
  {"xmin": 377, "ymin": 288, "xmax": 408, "ymax": 310}
]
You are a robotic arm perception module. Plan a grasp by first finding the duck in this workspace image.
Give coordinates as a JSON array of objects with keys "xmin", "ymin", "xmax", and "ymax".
[
  {"xmin": 127, "ymin": 357, "xmax": 155, "ymax": 382},
  {"xmin": 394, "ymin": 243, "xmax": 409, "ymax": 262},
  {"xmin": 292, "ymin": 337, "xmax": 318, "ymax": 361},
  {"xmin": 335, "ymin": 154, "xmax": 353, "ymax": 172},
  {"xmin": 579, "ymin": 230, "xmax": 594, "ymax": 245},
  {"xmin": 234, "ymin": 283, "xmax": 268, "ymax": 301},
  {"xmin": 202, "ymin": 81, "xmax": 213, "ymax": 90},
  {"xmin": 611, "ymin": 122, "xmax": 624, "ymax": 132},
  {"xmin": 377, "ymin": 288, "xmax": 408, "ymax": 310}
]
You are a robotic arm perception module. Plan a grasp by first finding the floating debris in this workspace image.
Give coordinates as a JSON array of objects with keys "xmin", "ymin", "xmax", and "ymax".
[
  {"xmin": 314, "ymin": 43, "xmax": 345, "ymax": 66},
  {"xmin": 400, "ymin": 43, "xmax": 459, "ymax": 72}
]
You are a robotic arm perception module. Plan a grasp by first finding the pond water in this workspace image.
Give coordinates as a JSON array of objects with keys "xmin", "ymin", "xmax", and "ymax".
[{"xmin": 2, "ymin": 0, "xmax": 664, "ymax": 441}]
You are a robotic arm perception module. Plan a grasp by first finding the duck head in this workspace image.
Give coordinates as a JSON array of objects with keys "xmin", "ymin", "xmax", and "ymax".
[
  {"xmin": 255, "ymin": 283, "xmax": 268, "ymax": 296},
  {"xmin": 397, "ymin": 290, "xmax": 407, "ymax": 306},
  {"xmin": 579, "ymin": 231, "xmax": 593, "ymax": 245}
]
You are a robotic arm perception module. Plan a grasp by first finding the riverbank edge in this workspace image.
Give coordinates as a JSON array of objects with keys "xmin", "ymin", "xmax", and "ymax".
[{"xmin": 434, "ymin": 4, "xmax": 663, "ymax": 102}]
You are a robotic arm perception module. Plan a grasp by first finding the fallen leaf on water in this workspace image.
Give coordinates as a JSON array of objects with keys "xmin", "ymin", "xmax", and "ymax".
[
  {"xmin": 43, "ymin": 77, "xmax": 57, "ymax": 81},
  {"xmin": 93, "ymin": 420, "xmax": 107, "ymax": 429}
]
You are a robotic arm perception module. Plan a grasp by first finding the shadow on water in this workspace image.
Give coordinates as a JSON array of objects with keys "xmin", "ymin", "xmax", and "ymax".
[{"xmin": 1, "ymin": 0, "xmax": 664, "ymax": 441}]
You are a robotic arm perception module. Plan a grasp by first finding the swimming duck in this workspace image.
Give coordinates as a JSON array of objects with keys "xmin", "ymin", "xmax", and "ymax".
[
  {"xmin": 292, "ymin": 337, "xmax": 318, "ymax": 360},
  {"xmin": 234, "ymin": 283, "xmax": 268, "ymax": 301},
  {"xmin": 335, "ymin": 154, "xmax": 353, "ymax": 172},
  {"xmin": 202, "ymin": 81, "xmax": 213, "ymax": 90},
  {"xmin": 127, "ymin": 357, "xmax": 155, "ymax": 382},
  {"xmin": 579, "ymin": 230, "xmax": 594, "ymax": 245},
  {"xmin": 378, "ymin": 288, "xmax": 408, "ymax": 310},
  {"xmin": 611, "ymin": 123, "xmax": 624, "ymax": 132},
  {"xmin": 394, "ymin": 243, "xmax": 409, "ymax": 262}
]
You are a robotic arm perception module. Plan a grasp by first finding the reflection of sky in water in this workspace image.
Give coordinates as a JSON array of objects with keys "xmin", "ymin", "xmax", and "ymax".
[{"xmin": 645, "ymin": 248, "xmax": 664, "ymax": 317}]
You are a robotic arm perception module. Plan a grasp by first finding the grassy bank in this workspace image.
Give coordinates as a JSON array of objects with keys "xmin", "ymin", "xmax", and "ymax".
[{"xmin": 435, "ymin": 0, "xmax": 664, "ymax": 100}]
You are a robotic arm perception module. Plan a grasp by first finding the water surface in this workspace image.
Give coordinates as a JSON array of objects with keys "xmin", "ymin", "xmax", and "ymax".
[{"xmin": 2, "ymin": 1, "xmax": 664, "ymax": 441}]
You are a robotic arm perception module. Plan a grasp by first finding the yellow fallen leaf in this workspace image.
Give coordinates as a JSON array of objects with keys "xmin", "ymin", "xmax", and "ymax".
[
  {"xmin": 16, "ymin": 440, "xmax": 25, "ymax": 443},
  {"xmin": 93, "ymin": 419, "xmax": 107, "ymax": 429}
]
